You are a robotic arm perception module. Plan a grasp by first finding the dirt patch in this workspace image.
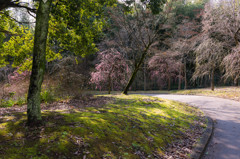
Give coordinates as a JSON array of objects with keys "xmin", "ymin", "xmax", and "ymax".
[{"xmin": 161, "ymin": 117, "xmax": 206, "ymax": 159}]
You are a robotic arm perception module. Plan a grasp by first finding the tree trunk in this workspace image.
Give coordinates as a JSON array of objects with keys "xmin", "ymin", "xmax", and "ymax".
[
  {"xmin": 184, "ymin": 59, "xmax": 187, "ymax": 89},
  {"xmin": 211, "ymin": 69, "xmax": 215, "ymax": 91},
  {"xmin": 27, "ymin": 0, "xmax": 52, "ymax": 126},
  {"xmin": 123, "ymin": 45, "xmax": 151, "ymax": 95}
]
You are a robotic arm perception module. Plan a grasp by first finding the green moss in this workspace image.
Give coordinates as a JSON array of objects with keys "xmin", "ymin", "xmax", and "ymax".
[{"xmin": 0, "ymin": 94, "xmax": 205, "ymax": 158}]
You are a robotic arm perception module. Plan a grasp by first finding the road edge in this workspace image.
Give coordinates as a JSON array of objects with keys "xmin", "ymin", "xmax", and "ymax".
[{"xmin": 190, "ymin": 116, "xmax": 214, "ymax": 159}]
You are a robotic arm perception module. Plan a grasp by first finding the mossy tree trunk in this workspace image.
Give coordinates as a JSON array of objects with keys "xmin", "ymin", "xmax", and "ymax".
[
  {"xmin": 27, "ymin": 0, "xmax": 52, "ymax": 126},
  {"xmin": 123, "ymin": 44, "xmax": 151, "ymax": 95}
]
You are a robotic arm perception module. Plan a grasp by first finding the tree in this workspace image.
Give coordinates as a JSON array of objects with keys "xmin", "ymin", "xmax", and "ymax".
[
  {"xmin": 90, "ymin": 48, "xmax": 130, "ymax": 94},
  {"xmin": 172, "ymin": 39, "xmax": 197, "ymax": 89},
  {"xmin": 205, "ymin": 0, "xmax": 240, "ymax": 84},
  {"xmin": 202, "ymin": 2, "xmax": 240, "ymax": 49},
  {"xmin": 0, "ymin": 0, "xmax": 117, "ymax": 125},
  {"xmin": 222, "ymin": 45, "xmax": 240, "ymax": 85},
  {"xmin": 192, "ymin": 1, "xmax": 240, "ymax": 90},
  {"xmin": 27, "ymin": 0, "xmax": 52, "ymax": 126},
  {"xmin": 168, "ymin": 1, "xmax": 204, "ymax": 89},
  {"xmin": 49, "ymin": 0, "xmax": 116, "ymax": 57},
  {"xmin": 148, "ymin": 51, "xmax": 181, "ymax": 90},
  {"xmin": 107, "ymin": 1, "xmax": 167, "ymax": 94},
  {"xmin": 193, "ymin": 37, "xmax": 225, "ymax": 91},
  {"xmin": 0, "ymin": 0, "xmax": 36, "ymax": 35}
]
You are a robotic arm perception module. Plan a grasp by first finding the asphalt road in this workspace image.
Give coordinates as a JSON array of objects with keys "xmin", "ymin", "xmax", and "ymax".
[{"xmin": 144, "ymin": 94, "xmax": 240, "ymax": 159}]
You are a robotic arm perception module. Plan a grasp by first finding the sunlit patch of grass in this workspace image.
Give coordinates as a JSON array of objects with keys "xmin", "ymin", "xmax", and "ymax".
[
  {"xmin": 0, "ymin": 94, "xmax": 205, "ymax": 158},
  {"xmin": 168, "ymin": 87, "xmax": 240, "ymax": 101}
]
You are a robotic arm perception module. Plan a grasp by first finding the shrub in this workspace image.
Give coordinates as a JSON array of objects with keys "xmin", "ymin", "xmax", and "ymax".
[
  {"xmin": 15, "ymin": 97, "xmax": 26, "ymax": 106},
  {"xmin": 40, "ymin": 88, "xmax": 55, "ymax": 103},
  {"xmin": 0, "ymin": 99, "xmax": 15, "ymax": 108}
]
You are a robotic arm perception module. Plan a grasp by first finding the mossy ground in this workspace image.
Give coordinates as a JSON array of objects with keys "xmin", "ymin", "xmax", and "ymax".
[{"xmin": 0, "ymin": 95, "xmax": 205, "ymax": 159}]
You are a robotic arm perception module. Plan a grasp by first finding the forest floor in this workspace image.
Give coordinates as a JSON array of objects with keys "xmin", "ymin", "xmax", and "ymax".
[{"xmin": 0, "ymin": 94, "xmax": 206, "ymax": 159}]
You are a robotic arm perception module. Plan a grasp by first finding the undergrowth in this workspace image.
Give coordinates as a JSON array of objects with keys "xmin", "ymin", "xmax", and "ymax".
[{"xmin": 0, "ymin": 88, "xmax": 57, "ymax": 108}]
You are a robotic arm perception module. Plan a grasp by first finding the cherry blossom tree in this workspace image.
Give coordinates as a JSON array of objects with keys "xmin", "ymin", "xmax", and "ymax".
[
  {"xmin": 90, "ymin": 48, "xmax": 130, "ymax": 94},
  {"xmin": 148, "ymin": 51, "xmax": 182, "ymax": 90}
]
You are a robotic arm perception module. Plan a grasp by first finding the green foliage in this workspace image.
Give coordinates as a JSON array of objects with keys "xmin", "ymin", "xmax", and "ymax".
[
  {"xmin": 2, "ymin": 27, "xmax": 34, "ymax": 71},
  {"xmin": 169, "ymin": 1, "xmax": 205, "ymax": 24},
  {"xmin": 49, "ymin": 0, "xmax": 117, "ymax": 57},
  {"xmin": 147, "ymin": 0, "xmax": 167, "ymax": 14},
  {"xmin": 0, "ymin": 0, "xmax": 118, "ymax": 71},
  {"xmin": 1, "ymin": 26, "xmax": 62, "ymax": 72},
  {"xmin": 0, "ymin": 99, "xmax": 15, "ymax": 107},
  {"xmin": 8, "ymin": 92, "xmax": 15, "ymax": 98},
  {"xmin": 0, "ymin": 11, "xmax": 18, "ymax": 67},
  {"xmin": 0, "ymin": 95, "xmax": 26, "ymax": 108},
  {"xmin": 40, "ymin": 88, "xmax": 56, "ymax": 103},
  {"xmin": 15, "ymin": 97, "xmax": 26, "ymax": 106}
]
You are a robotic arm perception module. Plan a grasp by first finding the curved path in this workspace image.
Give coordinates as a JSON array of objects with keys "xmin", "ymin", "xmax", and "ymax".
[{"xmin": 144, "ymin": 94, "xmax": 240, "ymax": 159}]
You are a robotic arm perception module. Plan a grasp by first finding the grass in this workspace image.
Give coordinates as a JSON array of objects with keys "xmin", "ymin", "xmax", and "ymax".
[
  {"xmin": 170, "ymin": 87, "xmax": 240, "ymax": 101},
  {"xmin": 0, "ymin": 94, "xmax": 205, "ymax": 158},
  {"xmin": 91, "ymin": 86, "xmax": 240, "ymax": 102}
]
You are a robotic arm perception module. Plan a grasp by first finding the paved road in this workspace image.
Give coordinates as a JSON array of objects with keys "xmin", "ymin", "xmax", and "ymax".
[{"xmin": 144, "ymin": 94, "xmax": 240, "ymax": 159}]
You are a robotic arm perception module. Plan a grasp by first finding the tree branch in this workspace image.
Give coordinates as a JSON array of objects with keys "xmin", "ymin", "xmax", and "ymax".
[
  {"xmin": 0, "ymin": 0, "xmax": 36, "ymax": 13},
  {"xmin": 1, "ymin": 12, "xmax": 36, "ymax": 25}
]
